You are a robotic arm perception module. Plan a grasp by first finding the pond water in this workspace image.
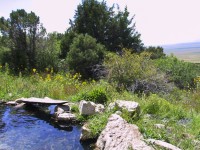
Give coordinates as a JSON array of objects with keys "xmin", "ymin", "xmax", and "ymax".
[{"xmin": 0, "ymin": 104, "xmax": 91, "ymax": 150}]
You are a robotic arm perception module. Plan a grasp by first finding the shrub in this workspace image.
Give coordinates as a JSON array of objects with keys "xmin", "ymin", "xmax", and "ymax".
[
  {"xmin": 104, "ymin": 49, "xmax": 157, "ymax": 92},
  {"xmin": 66, "ymin": 34, "xmax": 105, "ymax": 79},
  {"xmin": 142, "ymin": 94, "xmax": 186, "ymax": 120},
  {"xmin": 71, "ymin": 87, "xmax": 108, "ymax": 104},
  {"xmin": 84, "ymin": 88, "xmax": 107, "ymax": 104},
  {"xmin": 145, "ymin": 46, "xmax": 166, "ymax": 59},
  {"xmin": 155, "ymin": 55, "xmax": 200, "ymax": 89}
]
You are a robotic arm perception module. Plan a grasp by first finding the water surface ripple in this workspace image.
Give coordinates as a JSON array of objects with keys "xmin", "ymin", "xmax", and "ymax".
[{"xmin": 0, "ymin": 105, "xmax": 87, "ymax": 150}]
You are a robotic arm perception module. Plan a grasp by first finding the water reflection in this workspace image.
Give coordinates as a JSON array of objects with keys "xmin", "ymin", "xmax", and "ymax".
[{"xmin": 0, "ymin": 104, "xmax": 89, "ymax": 150}]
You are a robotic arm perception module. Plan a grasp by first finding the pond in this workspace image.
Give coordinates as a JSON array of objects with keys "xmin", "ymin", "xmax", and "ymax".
[{"xmin": 0, "ymin": 104, "xmax": 92, "ymax": 150}]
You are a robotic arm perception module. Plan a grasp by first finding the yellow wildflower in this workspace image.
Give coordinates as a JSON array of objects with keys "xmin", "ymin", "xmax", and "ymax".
[{"xmin": 33, "ymin": 68, "xmax": 36, "ymax": 73}]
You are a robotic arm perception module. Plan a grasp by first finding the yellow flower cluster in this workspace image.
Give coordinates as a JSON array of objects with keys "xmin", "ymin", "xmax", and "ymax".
[
  {"xmin": 73, "ymin": 73, "xmax": 81, "ymax": 80},
  {"xmin": 194, "ymin": 76, "xmax": 200, "ymax": 83},
  {"xmin": 45, "ymin": 74, "xmax": 51, "ymax": 81},
  {"xmin": 32, "ymin": 68, "xmax": 36, "ymax": 73},
  {"xmin": 54, "ymin": 74, "xmax": 63, "ymax": 81}
]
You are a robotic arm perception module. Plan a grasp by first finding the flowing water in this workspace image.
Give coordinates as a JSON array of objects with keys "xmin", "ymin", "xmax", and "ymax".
[{"xmin": 0, "ymin": 104, "xmax": 91, "ymax": 150}]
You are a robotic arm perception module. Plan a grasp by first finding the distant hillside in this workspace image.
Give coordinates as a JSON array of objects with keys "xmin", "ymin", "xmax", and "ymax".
[{"xmin": 162, "ymin": 42, "xmax": 200, "ymax": 63}]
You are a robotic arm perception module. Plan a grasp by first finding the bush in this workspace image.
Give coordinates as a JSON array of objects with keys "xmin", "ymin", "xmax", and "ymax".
[
  {"xmin": 155, "ymin": 55, "xmax": 200, "ymax": 89},
  {"xmin": 142, "ymin": 94, "xmax": 186, "ymax": 120},
  {"xmin": 145, "ymin": 46, "xmax": 166, "ymax": 59},
  {"xmin": 66, "ymin": 34, "xmax": 105, "ymax": 79},
  {"xmin": 71, "ymin": 87, "xmax": 108, "ymax": 104},
  {"xmin": 104, "ymin": 49, "xmax": 157, "ymax": 91}
]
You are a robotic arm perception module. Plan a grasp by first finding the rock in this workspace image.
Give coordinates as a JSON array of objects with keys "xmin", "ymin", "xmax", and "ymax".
[
  {"xmin": 79, "ymin": 100, "xmax": 96, "ymax": 115},
  {"xmin": 58, "ymin": 125, "xmax": 73, "ymax": 131},
  {"xmin": 193, "ymin": 140, "xmax": 200, "ymax": 148},
  {"xmin": 57, "ymin": 113, "xmax": 76, "ymax": 121},
  {"xmin": 80, "ymin": 124, "xmax": 93, "ymax": 141},
  {"xmin": 182, "ymin": 133, "xmax": 194, "ymax": 139},
  {"xmin": 6, "ymin": 101, "xmax": 18, "ymax": 106},
  {"xmin": 147, "ymin": 139, "xmax": 181, "ymax": 150},
  {"xmin": 14, "ymin": 103, "xmax": 26, "ymax": 109},
  {"xmin": 144, "ymin": 114, "xmax": 153, "ymax": 119},
  {"xmin": 115, "ymin": 110, "xmax": 122, "ymax": 115},
  {"xmin": 95, "ymin": 104, "xmax": 105, "ymax": 113},
  {"xmin": 54, "ymin": 104, "xmax": 70, "ymax": 115},
  {"xmin": 154, "ymin": 124, "xmax": 165, "ymax": 129},
  {"xmin": 96, "ymin": 114, "xmax": 153, "ymax": 150},
  {"xmin": 79, "ymin": 100, "xmax": 105, "ymax": 115},
  {"xmin": 15, "ymin": 97, "xmax": 67, "ymax": 105},
  {"xmin": 108, "ymin": 102, "xmax": 115, "ymax": 110},
  {"xmin": 0, "ymin": 100, "xmax": 5, "ymax": 104},
  {"xmin": 108, "ymin": 100, "xmax": 140, "ymax": 116}
]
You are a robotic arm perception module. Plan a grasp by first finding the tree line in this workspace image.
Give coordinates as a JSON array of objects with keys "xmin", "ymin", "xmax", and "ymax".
[{"xmin": 0, "ymin": 0, "xmax": 165, "ymax": 78}]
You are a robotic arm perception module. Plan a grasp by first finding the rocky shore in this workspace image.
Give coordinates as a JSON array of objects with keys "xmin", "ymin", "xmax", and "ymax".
[{"xmin": 5, "ymin": 97, "xmax": 182, "ymax": 150}]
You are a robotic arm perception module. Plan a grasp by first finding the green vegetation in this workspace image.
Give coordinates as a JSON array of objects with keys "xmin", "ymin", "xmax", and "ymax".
[
  {"xmin": 155, "ymin": 55, "xmax": 200, "ymax": 88},
  {"xmin": 66, "ymin": 34, "xmax": 105, "ymax": 79},
  {"xmin": 1, "ymin": 0, "xmax": 200, "ymax": 149},
  {"xmin": 104, "ymin": 50, "xmax": 157, "ymax": 91}
]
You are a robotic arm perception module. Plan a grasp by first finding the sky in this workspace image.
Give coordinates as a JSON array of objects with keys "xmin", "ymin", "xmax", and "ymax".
[{"xmin": 0, "ymin": 0, "xmax": 200, "ymax": 46}]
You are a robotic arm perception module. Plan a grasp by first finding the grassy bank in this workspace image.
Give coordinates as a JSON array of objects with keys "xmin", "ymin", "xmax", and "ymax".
[{"xmin": 1, "ymin": 67, "xmax": 200, "ymax": 149}]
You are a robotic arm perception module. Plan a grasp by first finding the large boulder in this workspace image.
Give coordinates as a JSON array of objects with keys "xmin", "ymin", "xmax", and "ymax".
[
  {"xmin": 108, "ymin": 100, "xmax": 140, "ymax": 116},
  {"xmin": 79, "ymin": 100, "xmax": 96, "ymax": 115},
  {"xmin": 96, "ymin": 114, "xmax": 153, "ymax": 150},
  {"xmin": 79, "ymin": 100, "xmax": 105, "ymax": 115}
]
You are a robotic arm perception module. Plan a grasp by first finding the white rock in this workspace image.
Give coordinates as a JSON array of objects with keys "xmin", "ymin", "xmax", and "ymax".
[
  {"xmin": 108, "ymin": 100, "xmax": 140, "ymax": 116},
  {"xmin": 54, "ymin": 104, "xmax": 70, "ymax": 115},
  {"xmin": 79, "ymin": 100, "xmax": 96, "ymax": 115},
  {"xmin": 154, "ymin": 124, "xmax": 165, "ymax": 129},
  {"xmin": 147, "ymin": 139, "xmax": 181, "ymax": 150},
  {"xmin": 14, "ymin": 103, "xmax": 26, "ymax": 109},
  {"xmin": 116, "ymin": 100, "xmax": 140, "ymax": 112},
  {"xmin": 80, "ymin": 124, "xmax": 92, "ymax": 141},
  {"xmin": 115, "ymin": 110, "xmax": 122, "ymax": 115},
  {"xmin": 6, "ymin": 101, "xmax": 18, "ymax": 106},
  {"xmin": 96, "ymin": 114, "xmax": 153, "ymax": 150},
  {"xmin": 95, "ymin": 104, "xmax": 105, "ymax": 113},
  {"xmin": 57, "ymin": 113, "xmax": 76, "ymax": 121},
  {"xmin": 108, "ymin": 102, "xmax": 115, "ymax": 110}
]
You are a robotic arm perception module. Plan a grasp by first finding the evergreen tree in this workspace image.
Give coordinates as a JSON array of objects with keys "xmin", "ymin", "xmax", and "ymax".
[
  {"xmin": 0, "ymin": 9, "xmax": 46, "ymax": 72},
  {"xmin": 61, "ymin": 0, "xmax": 143, "ymax": 57},
  {"xmin": 66, "ymin": 34, "xmax": 105, "ymax": 79}
]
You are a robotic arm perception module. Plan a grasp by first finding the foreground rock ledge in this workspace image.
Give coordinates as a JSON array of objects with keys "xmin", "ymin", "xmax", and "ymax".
[
  {"xmin": 15, "ymin": 97, "xmax": 67, "ymax": 105},
  {"xmin": 96, "ymin": 114, "xmax": 153, "ymax": 150},
  {"xmin": 147, "ymin": 139, "xmax": 181, "ymax": 150}
]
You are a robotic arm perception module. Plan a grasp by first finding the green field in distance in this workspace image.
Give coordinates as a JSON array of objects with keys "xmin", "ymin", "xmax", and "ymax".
[{"xmin": 163, "ymin": 42, "xmax": 200, "ymax": 63}]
